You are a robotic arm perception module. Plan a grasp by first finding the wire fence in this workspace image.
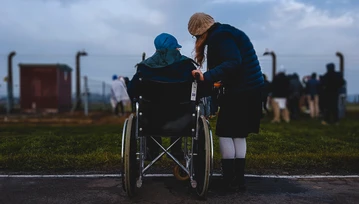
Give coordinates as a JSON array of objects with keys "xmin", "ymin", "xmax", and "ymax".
[
  {"xmin": 82, "ymin": 77, "xmax": 113, "ymax": 113},
  {"xmin": 348, "ymin": 94, "xmax": 359, "ymax": 104},
  {"xmin": 0, "ymin": 78, "xmax": 116, "ymax": 115},
  {"xmin": 0, "ymin": 83, "xmax": 20, "ymax": 114},
  {"xmin": 0, "ymin": 53, "xmax": 358, "ymax": 115}
]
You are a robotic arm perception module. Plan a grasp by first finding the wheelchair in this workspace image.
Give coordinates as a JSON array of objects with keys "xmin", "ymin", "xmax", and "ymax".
[{"xmin": 121, "ymin": 75, "xmax": 214, "ymax": 199}]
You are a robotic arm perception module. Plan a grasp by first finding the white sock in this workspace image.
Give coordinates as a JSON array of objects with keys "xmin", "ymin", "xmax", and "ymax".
[
  {"xmin": 219, "ymin": 137, "xmax": 235, "ymax": 159},
  {"xmin": 233, "ymin": 138, "xmax": 247, "ymax": 158}
]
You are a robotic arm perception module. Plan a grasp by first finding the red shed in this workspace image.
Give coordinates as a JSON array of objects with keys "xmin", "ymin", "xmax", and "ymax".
[{"xmin": 19, "ymin": 63, "xmax": 73, "ymax": 113}]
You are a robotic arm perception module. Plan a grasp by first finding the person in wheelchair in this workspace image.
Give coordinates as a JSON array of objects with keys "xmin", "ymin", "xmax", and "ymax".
[{"xmin": 127, "ymin": 33, "xmax": 201, "ymax": 161}]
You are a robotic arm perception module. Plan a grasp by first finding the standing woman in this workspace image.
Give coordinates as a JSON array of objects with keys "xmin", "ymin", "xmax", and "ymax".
[{"xmin": 188, "ymin": 12, "xmax": 264, "ymax": 192}]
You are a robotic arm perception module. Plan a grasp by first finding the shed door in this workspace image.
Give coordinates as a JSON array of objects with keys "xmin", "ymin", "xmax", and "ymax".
[
  {"xmin": 33, "ymin": 79, "xmax": 42, "ymax": 97},
  {"xmin": 31, "ymin": 68, "xmax": 57, "ymax": 109}
]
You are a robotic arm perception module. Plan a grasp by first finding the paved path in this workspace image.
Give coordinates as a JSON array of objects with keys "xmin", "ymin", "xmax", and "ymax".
[{"xmin": 1, "ymin": 176, "xmax": 359, "ymax": 204}]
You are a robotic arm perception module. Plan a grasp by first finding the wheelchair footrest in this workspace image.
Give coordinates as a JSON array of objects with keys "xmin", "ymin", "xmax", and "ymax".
[{"xmin": 190, "ymin": 180, "xmax": 197, "ymax": 188}]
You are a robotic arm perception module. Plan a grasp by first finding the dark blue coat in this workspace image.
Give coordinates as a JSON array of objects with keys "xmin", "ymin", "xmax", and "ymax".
[{"xmin": 204, "ymin": 23, "xmax": 264, "ymax": 94}]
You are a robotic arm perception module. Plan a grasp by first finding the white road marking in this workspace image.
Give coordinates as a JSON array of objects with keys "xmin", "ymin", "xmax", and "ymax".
[{"xmin": 0, "ymin": 174, "xmax": 358, "ymax": 179}]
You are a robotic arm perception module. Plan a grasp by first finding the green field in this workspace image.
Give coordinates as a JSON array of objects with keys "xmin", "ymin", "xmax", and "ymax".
[{"xmin": 0, "ymin": 111, "xmax": 358, "ymax": 175}]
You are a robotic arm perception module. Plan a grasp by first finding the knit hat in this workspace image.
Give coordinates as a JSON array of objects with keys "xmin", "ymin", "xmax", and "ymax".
[
  {"xmin": 188, "ymin": 12, "xmax": 215, "ymax": 36},
  {"xmin": 154, "ymin": 33, "xmax": 182, "ymax": 50},
  {"xmin": 112, "ymin": 74, "xmax": 118, "ymax": 80}
]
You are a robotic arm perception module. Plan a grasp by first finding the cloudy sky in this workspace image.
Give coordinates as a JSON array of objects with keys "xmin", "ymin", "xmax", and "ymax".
[{"xmin": 0, "ymin": 0, "xmax": 358, "ymax": 96}]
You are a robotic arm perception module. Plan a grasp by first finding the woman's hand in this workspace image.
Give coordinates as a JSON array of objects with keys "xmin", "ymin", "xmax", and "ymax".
[{"xmin": 191, "ymin": 69, "xmax": 204, "ymax": 81}]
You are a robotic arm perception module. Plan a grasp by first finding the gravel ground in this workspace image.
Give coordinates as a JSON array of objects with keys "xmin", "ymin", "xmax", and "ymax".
[{"xmin": 1, "ymin": 175, "xmax": 359, "ymax": 204}]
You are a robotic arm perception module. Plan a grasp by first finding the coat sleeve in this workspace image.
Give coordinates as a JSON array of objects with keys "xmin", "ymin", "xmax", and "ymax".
[
  {"xmin": 203, "ymin": 33, "xmax": 242, "ymax": 82},
  {"xmin": 185, "ymin": 60, "xmax": 213, "ymax": 97}
]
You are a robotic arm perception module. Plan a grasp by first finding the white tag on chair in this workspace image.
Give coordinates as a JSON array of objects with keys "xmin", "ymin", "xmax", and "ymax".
[{"xmin": 191, "ymin": 82, "xmax": 197, "ymax": 101}]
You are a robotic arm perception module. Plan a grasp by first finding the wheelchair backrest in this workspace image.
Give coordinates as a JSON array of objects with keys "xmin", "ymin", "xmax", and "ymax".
[
  {"xmin": 137, "ymin": 78, "xmax": 198, "ymax": 103},
  {"xmin": 137, "ymin": 78, "xmax": 198, "ymax": 137}
]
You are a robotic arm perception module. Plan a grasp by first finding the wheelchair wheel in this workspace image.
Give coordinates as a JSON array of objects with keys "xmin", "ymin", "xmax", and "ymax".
[
  {"xmin": 123, "ymin": 114, "xmax": 138, "ymax": 198},
  {"xmin": 121, "ymin": 118, "xmax": 128, "ymax": 191},
  {"xmin": 193, "ymin": 116, "xmax": 212, "ymax": 198}
]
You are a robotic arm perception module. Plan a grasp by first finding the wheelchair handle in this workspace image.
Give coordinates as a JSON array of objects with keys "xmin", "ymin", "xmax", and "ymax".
[{"xmin": 194, "ymin": 72, "xmax": 200, "ymax": 81}]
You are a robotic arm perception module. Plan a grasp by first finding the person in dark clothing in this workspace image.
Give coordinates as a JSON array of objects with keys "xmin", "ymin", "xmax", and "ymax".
[
  {"xmin": 306, "ymin": 73, "xmax": 320, "ymax": 118},
  {"xmin": 302, "ymin": 75, "xmax": 311, "ymax": 112},
  {"xmin": 127, "ymin": 33, "xmax": 199, "ymax": 161},
  {"xmin": 188, "ymin": 12, "xmax": 264, "ymax": 192},
  {"xmin": 318, "ymin": 75, "xmax": 325, "ymax": 117},
  {"xmin": 320, "ymin": 63, "xmax": 345, "ymax": 125},
  {"xmin": 261, "ymin": 74, "xmax": 271, "ymax": 117},
  {"xmin": 288, "ymin": 73, "xmax": 303, "ymax": 120},
  {"xmin": 271, "ymin": 70, "xmax": 290, "ymax": 123}
]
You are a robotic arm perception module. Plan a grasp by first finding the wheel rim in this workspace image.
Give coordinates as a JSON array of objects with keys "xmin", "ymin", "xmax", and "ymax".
[
  {"xmin": 123, "ymin": 114, "xmax": 138, "ymax": 197},
  {"xmin": 121, "ymin": 119, "xmax": 128, "ymax": 191},
  {"xmin": 194, "ymin": 116, "xmax": 211, "ymax": 197}
]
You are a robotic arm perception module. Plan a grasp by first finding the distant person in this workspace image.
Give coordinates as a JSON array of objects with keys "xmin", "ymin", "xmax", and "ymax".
[
  {"xmin": 111, "ymin": 75, "xmax": 130, "ymax": 116},
  {"xmin": 199, "ymin": 96, "xmax": 211, "ymax": 119},
  {"xmin": 306, "ymin": 73, "xmax": 320, "ymax": 118},
  {"xmin": 271, "ymin": 69, "xmax": 290, "ymax": 123},
  {"xmin": 320, "ymin": 63, "xmax": 345, "ymax": 125},
  {"xmin": 301, "ymin": 75, "xmax": 311, "ymax": 114},
  {"xmin": 288, "ymin": 73, "xmax": 303, "ymax": 120},
  {"xmin": 118, "ymin": 76, "xmax": 127, "ymax": 89},
  {"xmin": 318, "ymin": 75, "xmax": 325, "ymax": 117},
  {"xmin": 261, "ymin": 74, "xmax": 271, "ymax": 117}
]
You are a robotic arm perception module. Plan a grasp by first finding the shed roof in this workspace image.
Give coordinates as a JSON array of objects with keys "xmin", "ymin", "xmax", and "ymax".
[{"xmin": 19, "ymin": 63, "xmax": 73, "ymax": 72}]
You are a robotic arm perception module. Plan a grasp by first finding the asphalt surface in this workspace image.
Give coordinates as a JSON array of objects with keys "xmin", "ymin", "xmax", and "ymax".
[{"xmin": 1, "ymin": 176, "xmax": 359, "ymax": 204}]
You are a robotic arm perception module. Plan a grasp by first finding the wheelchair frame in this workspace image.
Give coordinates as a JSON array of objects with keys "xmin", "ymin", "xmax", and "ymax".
[{"xmin": 121, "ymin": 78, "xmax": 214, "ymax": 199}]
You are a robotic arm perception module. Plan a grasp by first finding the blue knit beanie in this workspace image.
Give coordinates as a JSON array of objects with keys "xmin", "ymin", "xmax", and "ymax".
[
  {"xmin": 112, "ymin": 74, "xmax": 118, "ymax": 80},
  {"xmin": 154, "ymin": 33, "xmax": 182, "ymax": 50}
]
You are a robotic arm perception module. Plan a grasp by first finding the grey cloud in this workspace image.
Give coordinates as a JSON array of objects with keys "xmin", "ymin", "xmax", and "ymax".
[{"xmin": 0, "ymin": 0, "xmax": 358, "ymax": 95}]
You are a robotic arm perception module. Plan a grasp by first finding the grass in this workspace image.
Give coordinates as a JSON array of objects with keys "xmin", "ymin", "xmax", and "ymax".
[
  {"xmin": 246, "ymin": 113, "xmax": 359, "ymax": 174},
  {"xmin": 347, "ymin": 103, "xmax": 359, "ymax": 111},
  {"xmin": 0, "ymin": 111, "xmax": 358, "ymax": 175},
  {"xmin": 0, "ymin": 125, "xmax": 123, "ymax": 173}
]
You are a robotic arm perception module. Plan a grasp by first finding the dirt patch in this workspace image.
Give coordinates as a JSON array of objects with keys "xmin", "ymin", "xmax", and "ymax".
[{"xmin": 0, "ymin": 112, "xmax": 129, "ymax": 126}]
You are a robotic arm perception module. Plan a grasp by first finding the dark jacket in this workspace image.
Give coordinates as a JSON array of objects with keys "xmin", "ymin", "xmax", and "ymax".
[
  {"xmin": 261, "ymin": 80, "xmax": 271, "ymax": 100},
  {"xmin": 321, "ymin": 70, "xmax": 344, "ymax": 95},
  {"xmin": 288, "ymin": 75, "xmax": 303, "ymax": 97},
  {"xmin": 271, "ymin": 73, "xmax": 290, "ymax": 98},
  {"xmin": 203, "ymin": 23, "xmax": 264, "ymax": 94},
  {"xmin": 306, "ymin": 78, "xmax": 320, "ymax": 96},
  {"xmin": 128, "ymin": 49, "xmax": 201, "ymax": 100}
]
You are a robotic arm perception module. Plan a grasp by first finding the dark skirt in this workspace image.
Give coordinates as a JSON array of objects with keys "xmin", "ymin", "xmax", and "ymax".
[{"xmin": 216, "ymin": 89, "xmax": 262, "ymax": 138}]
